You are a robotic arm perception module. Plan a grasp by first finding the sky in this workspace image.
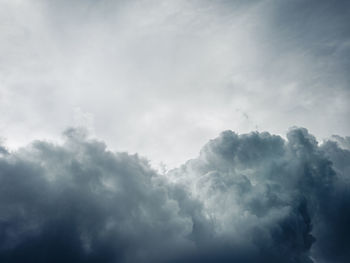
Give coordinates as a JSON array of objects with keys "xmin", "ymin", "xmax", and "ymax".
[
  {"xmin": 1, "ymin": 0, "xmax": 349, "ymax": 168},
  {"xmin": 0, "ymin": 1, "xmax": 350, "ymax": 263}
]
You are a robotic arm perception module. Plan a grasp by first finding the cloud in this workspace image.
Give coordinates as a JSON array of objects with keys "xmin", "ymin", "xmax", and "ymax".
[
  {"xmin": 168, "ymin": 127, "xmax": 350, "ymax": 263},
  {"xmin": 0, "ymin": 127, "xmax": 349, "ymax": 262},
  {"xmin": 0, "ymin": 128, "xmax": 199, "ymax": 262},
  {"xmin": 1, "ymin": 0, "xmax": 349, "ymax": 168}
]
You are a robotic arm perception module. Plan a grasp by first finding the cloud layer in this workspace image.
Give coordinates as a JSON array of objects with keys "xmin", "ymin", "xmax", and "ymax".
[
  {"xmin": 1, "ymin": 0, "xmax": 349, "ymax": 167},
  {"xmin": 0, "ymin": 127, "xmax": 349, "ymax": 263}
]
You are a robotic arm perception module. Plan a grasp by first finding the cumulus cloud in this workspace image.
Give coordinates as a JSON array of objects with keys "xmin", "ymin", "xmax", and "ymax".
[{"xmin": 0, "ymin": 127, "xmax": 349, "ymax": 263}]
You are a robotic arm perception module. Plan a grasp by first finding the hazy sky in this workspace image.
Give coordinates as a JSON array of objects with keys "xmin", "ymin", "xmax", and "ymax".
[{"xmin": 1, "ymin": 0, "xmax": 349, "ymax": 168}]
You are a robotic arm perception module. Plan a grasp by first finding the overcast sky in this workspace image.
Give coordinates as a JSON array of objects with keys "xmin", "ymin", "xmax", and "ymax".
[
  {"xmin": 1, "ymin": 1, "xmax": 350, "ymax": 263},
  {"xmin": 1, "ymin": 0, "xmax": 349, "ymax": 168}
]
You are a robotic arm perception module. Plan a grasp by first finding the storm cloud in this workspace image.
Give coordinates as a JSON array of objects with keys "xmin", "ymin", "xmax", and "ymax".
[{"xmin": 0, "ymin": 127, "xmax": 349, "ymax": 263}]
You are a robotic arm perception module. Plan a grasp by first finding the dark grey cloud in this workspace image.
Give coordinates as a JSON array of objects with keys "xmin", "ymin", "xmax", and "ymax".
[
  {"xmin": 168, "ymin": 127, "xmax": 350, "ymax": 263},
  {"xmin": 0, "ymin": 127, "xmax": 349, "ymax": 262},
  {"xmin": 0, "ymin": 128, "xmax": 201, "ymax": 263}
]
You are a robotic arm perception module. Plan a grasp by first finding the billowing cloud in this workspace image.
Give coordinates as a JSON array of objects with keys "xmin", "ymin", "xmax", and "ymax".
[
  {"xmin": 0, "ymin": 128, "xmax": 200, "ymax": 262},
  {"xmin": 0, "ymin": 127, "xmax": 349, "ymax": 262}
]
